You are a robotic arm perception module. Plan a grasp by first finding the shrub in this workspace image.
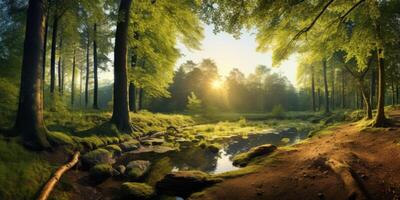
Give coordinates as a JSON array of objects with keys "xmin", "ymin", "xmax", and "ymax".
[{"xmin": 271, "ymin": 104, "xmax": 285, "ymax": 118}]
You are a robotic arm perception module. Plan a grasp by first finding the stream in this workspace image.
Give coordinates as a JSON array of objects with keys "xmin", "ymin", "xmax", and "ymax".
[{"xmin": 112, "ymin": 127, "xmax": 309, "ymax": 199}]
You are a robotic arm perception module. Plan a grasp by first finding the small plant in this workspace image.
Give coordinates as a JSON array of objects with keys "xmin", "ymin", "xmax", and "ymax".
[
  {"xmin": 186, "ymin": 92, "xmax": 202, "ymax": 114},
  {"xmin": 271, "ymin": 104, "xmax": 285, "ymax": 118},
  {"xmin": 238, "ymin": 116, "xmax": 247, "ymax": 127}
]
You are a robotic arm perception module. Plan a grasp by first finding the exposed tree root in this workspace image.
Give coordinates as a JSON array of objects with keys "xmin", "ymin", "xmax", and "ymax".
[
  {"xmin": 37, "ymin": 151, "xmax": 80, "ymax": 200},
  {"xmin": 325, "ymin": 158, "xmax": 369, "ymax": 200}
]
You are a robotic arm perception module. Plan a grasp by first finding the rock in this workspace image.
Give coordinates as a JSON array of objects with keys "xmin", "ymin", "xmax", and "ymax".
[
  {"xmin": 82, "ymin": 148, "xmax": 114, "ymax": 168},
  {"xmin": 156, "ymin": 170, "xmax": 222, "ymax": 197},
  {"xmin": 206, "ymin": 144, "xmax": 221, "ymax": 153},
  {"xmin": 141, "ymin": 138, "xmax": 165, "ymax": 146},
  {"xmin": 116, "ymin": 165, "xmax": 126, "ymax": 175},
  {"xmin": 120, "ymin": 140, "xmax": 140, "ymax": 152},
  {"xmin": 194, "ymin": 134, "xmax": 205, "ymax": 140},
  {"xmin": 232, "ymin": 144, "xmax": 277, "ymax": 167},
  {"xmin": 126, "ymin": 160, "xmax": 151, "ymax": 180},
  {"xmin": 89, "ymin": 164, "xmax": 113, "ymax": 183},
  {"xmin": 176, "ymin": 138, "xmax": 192, "ymax": 148},
  {"xmin": 121, "ymin": 182, "xmax": 155, "ymax": 200},
  {"xmin": 104, "ymin": 144, "xmax": 122, "ymax": 156}
]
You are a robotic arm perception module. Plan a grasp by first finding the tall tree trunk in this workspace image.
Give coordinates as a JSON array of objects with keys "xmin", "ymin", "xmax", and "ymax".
[
  {"xmin": 85, "ymin": 32, "xmax": 90, "ymax": 107},
  {"xmin": 317, "ymin": 88, "xmax": 321, "ymax": 111},
  {"xmin": 129, "ymin": 33, "xmax": 139, "ymax": 112},
  {"xmin": 111, "ymin": 0, "xmax": 133, "ymax": 133},
  {"xmin": 323, "ymin": 59, "xmax": 330, "ymax": 113},
  {"xmin": 80, "ymin": 65, "xmax": 83, "ymax": 107},
  {"xmin": 311, "ymin": 66, "xmax": 316, "ymax": 112},
  {"xmin": 359, "ymin": 81, "xmax": 372, "ymax": 119},
  {"xmin": 391, "ymin": 80, "xmax": 395, "ymax": 106},
  {"xmin": 341, "ymin": 69, "xmax": 345, "ymax": 109},
  {"xmin": 93, "ymin": 23, "xmax": 99, "ymax": 109},
  {"xmin": 42, "ymin": 8, "xmax": 49, "ymax": 81},
  {"xmin": 50, "ymin": 14, "xmax": 58, "ymax": 94},
  {"xmin": 15, "ymin": 0, "xmax": 50, "ymax": 149},
  {"xmin": 138, "ymin": 88, "xmax": 144, "ymax": 111},
  {"xmin": 331, "ymin": 68, "xmax": 335, "ymax": 110},
  {"xmin": 57, "ymin": 36, "xmax": 62, "ymax": 94},
  {"xmin": 71, "ymin": 49, "xmax": 76, "ymax": 107},
  {"xmin": 370, "ymin": 67, "xmax": 376, "ymax": 109},
  {"xmin": 396, "ymin": 83, "xmax": 399, "ymax": 105},
  {"xmin": 372, "ymin": 46, "xmax": 387, "ymax": 127}
]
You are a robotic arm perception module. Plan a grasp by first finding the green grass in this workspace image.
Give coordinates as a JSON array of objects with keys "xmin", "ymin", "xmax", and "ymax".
[{"xmin": 0, "ymin": 138, "xmax": 52, "ymax": 200}]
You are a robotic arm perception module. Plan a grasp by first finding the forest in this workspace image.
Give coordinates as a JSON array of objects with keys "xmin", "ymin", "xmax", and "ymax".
[{"xmin": 0, "ymin": 0, "xmax": 399, "ymax": 200}]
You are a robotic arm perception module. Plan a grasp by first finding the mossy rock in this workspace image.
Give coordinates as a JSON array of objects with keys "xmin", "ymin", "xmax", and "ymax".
[
  {"xmin": 82, "ymin": 148, "xmax": 114, "ymax": 168},
  {"xmin": 156, "ymin": 170, "xmax": 222, "ymax": 197},
  {"xmin": 206, "ymin": 144, "xmax": 221, "ymax": 153},
  {"xmin": 126, "ymin": 160, "xmax": 151, "ymax": 180},
  {"xmin": 232, "ymin": 144, "xmax": 277, "ymax": 167},
  {"xmin": 120, "ymin": 140, "xmax": 139, "ymax": 152},
  {"xmin": 121, "ymin": 182, "xmax": 155, "ymax": 200},
  {"xmin": 104, "ymin": 144, "xmax": 122, "ymax": 155},
  {"xmin": 89, "ymin": 164, "xmax": 113, "ymax": 183},
  {"xmin": 48, "ymin": 131, "xmax": 75, "ymax": 146}
]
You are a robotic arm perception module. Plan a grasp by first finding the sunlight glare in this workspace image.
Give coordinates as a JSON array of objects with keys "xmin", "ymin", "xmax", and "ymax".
[{"xmin": 211, "ymin": 79, "xmax": 224, "ymax": 89}]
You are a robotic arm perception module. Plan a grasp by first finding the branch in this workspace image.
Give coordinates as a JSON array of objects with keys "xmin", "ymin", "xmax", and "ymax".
[
  {"xmin": 338, "ymin": 0, "xmax": 365, "ymax": 23},
  {"xmin": 37, "ymin": 152, "xmax": 80, "ymax": 200}
]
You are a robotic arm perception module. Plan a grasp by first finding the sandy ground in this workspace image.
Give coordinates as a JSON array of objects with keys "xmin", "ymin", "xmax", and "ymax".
[{"xmin": 190, "ymin": 110, "xmax": 400, "ymax": 200}]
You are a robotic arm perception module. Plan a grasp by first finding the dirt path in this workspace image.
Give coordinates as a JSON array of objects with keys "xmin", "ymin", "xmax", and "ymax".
[{"xmin": 190, "ymin": 110, "xmax": 400, "ymax": 200}]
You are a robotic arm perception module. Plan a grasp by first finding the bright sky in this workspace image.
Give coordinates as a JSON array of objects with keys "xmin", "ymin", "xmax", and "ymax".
[{"xmin": 177, "ymin": 25, "xmax": 299, "ymax": 87}]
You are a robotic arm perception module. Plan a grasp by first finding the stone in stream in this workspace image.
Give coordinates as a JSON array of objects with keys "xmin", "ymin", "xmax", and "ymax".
[
  {"xmin": 121, "ymin": 182, "xmax": 155, "ymax": 200},
  {"xmin": 156, "ymin": 170, "xmax": 222, "ymax": 198},
  {"xmin": 126, "ymin": 160, "xmax": 151, "ymax": 180},
  {"xmin": 116, "ymin": 165, "xmax": 126, "ymax": 175},
  {"xmin": 232, "ymin": 144, "xmax": 277, "ymax": 167},
  {"xmin": 119, "ymin": 140, "xmax": 139, "ymax": 152},
  {"xmin": 81, "ymin": 148, "xmax": 115, "ymax": 168}
]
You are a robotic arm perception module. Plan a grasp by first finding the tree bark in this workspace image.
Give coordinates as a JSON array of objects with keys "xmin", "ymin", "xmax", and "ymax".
[
  {"xmin": 50, "ymin": 13, "xmax": 58, "ymax": 94},
  {"xmin": 391, "ymin": 80, "xmax": 395, "ymax": 106},
  {"xmin": 323, "ymin": 59, "xmax": 330, "ymax": 113},
  {"xmin": 396, "ymin": 83, "xmax": 399, "ymax": 105},
  {"xmin": 372, "ymin": 46, "xmax": 387, "ymax": 127},
  {"xmin": 42, "ymin": 7, "xmax": 49, "ymax": 81},
  {"xmin": 57, "ymin": 36, "xmax": 62, "ymax": 94},
  {"xmin": 71, "ymin": 49, "xmax": 76, "ymax": 107},
  {"xmin": 317, "ymin": 88, "xmax": 321, "ymax": 111},
  {"xmin": 331, "ymin": 68, "xmax": 335, "ymax": 110},
  {"xmin": 15, "ymin": 0, "xmax": 50, "ymax": 149},
  {"xmin": 111, "ymin": 0, "xmax": 133, "ymax": 133},
  {"xmin": 138, "ymin": 88, "xmax": 144, "ymax": 111},
  {"xmin": 359, "ymin": 81, "xmax": 372, "ymax": 119},
  {"xmin": 93, "ymin": 23, "xmax": 99, "ymax": 109},
  {"xmin": 370, "ymin": 67, "xmax": 376, "ymax": 108},
  {"xmin": 85, "ymin": 31, "xmax": 90, "ymax": 107},
  {"xmin": 311, "ymin": 66, "xmax": 316, "ymax": 112},
  {"xmin": 341, "ymin": 69, "xmax": 345, "ymax": 109}
]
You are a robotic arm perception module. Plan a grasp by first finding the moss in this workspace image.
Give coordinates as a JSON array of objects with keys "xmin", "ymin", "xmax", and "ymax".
[
  {"xmin": 121, "ymin": 182, "xmax": 155, "ymax": 199},
  {"xmin": 81, "ymin": 148, "xmax": 114, "ymax": 168},
  {"xmin": 104, "ymin": 144, "xmax": 122, "ymax": 155},
  {"xmin": 0, "ymin": 138, "xmax": 52, "ymax": 200},
  {"xmin": 48, "ymin": 131, "xmax": 75, "ymax": 146},
  {"xmin": 206, "ymin": 143, "xmax": 221, "ymax": 153},
  {"xmin": 232, "ymin": 144, "xmax": 277, "ymax": 167},
  {"xmin": 89, "ymin": 164, "xmax": 113, "ymax": 183}
]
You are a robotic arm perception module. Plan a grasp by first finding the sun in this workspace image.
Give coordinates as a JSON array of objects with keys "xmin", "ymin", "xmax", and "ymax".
[{"xmin": 211, "ymin": 79, "xmax": 224, "ymax": 89}]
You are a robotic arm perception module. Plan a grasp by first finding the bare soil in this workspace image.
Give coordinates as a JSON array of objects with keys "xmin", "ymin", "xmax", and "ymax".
[{"xmin": 190, "ymin": 110, "xmax": 400, "ymax": 200}]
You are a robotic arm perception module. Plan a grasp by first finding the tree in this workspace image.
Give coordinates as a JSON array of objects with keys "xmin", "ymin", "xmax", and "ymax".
[
  {"xmin": 187, "ymin": 92, "xmax": 202, "ymax": 114},
  {"xmin": 14, "ymin": 0, "xmax": 50, "ymax": 149},
  {"xmin": 110, "ymin": 0, "xmax": 133, "ymax": 133}
]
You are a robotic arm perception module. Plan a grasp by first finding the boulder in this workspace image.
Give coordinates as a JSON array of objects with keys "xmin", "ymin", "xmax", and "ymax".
[
  {"xmin": 89, "ymin": 164, "xmax": 113, "ymax": 183},
  {"xmin": 121, "ymin": 182, "xmax": 155, "ymax": 200},
  {"xmin": 206, "ymin": 144, "xmax": 221, "ymax": 153},
  {"xmin": 156, "ymin": 170, "xmax": 222, "ymax": 197},
  {"xmin": 82, "ymin": 148, "xmax": 114, "ymax": 168},
  {"xmin": 104, "ymin": 144, "xmax": 122, "ymax": 156},
  {"xmin": 116, "ymin": 165, "xmax": 126, "ymax": 175},
  {"xmin": 141, "ymin": 138, "xmax": 165, "ymax": 146},
  {"xmin": 126, "ymin": 160, "xmax": 151, "ymax": 180},
  {"xmin": 120, "ymin": 140, "xmax": 139, "ymax": 152},
  {"xmin": 232, "ymin": 144, "xmax": 277, "ymax": 167}
]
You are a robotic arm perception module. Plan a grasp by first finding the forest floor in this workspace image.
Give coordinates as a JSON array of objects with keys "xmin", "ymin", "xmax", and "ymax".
[{"xmin": 190, "ymin": 110, "xmax": 400, "ymax": 200}]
